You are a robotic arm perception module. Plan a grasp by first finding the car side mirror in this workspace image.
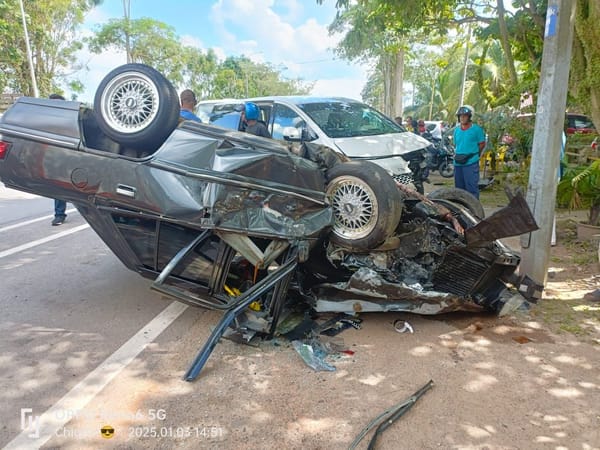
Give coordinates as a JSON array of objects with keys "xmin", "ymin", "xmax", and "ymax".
[{"xmin": 282, "ymin": 126, "xmax": 302, "ymax": 141}]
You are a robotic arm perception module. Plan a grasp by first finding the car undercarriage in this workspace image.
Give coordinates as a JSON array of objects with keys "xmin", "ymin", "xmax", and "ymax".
[{"xmin": 0, "ymin": 64, "xmax": 543, "ymax": 381}]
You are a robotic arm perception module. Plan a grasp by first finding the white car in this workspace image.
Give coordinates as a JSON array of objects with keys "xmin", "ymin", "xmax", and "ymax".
[
  {"xmin": 209, "ymin": 97, "xmax": 432, "ymax": 191},
  {"xmin": 195, "ymin": 98, "xmax": 239, "ymax": 122}
]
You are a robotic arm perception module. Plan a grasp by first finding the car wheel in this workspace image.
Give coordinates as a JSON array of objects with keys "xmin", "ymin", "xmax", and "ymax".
[
  {"xmin": 326, "ymin": 161, "xmax": 403, "ymax": 250},
  {"xmin": 427, "ymin": 187, "xmax": 485, "ymax": 218},
  {"xmin": 94, "ymin": 63, "xmax": 180, "ymax": 151},
  {"xmin": 438, "ymin": 160, "xmax": 455, "ymax": 178}
]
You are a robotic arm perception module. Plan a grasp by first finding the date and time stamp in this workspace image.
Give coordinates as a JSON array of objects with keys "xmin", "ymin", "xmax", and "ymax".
[
  {"xmin": 21, "ymin": 407, "xmax": 224, "ymax": 442},
  {"xmin": 127, "ymin": 424, "xmax": 223, "ymax": 439}
]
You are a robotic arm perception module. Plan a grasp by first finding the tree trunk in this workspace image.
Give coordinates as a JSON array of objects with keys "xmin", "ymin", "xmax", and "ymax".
[
  {"xmin": 497, "ymin": 0, "xmax": 519, "ymax": 85},
  {"xmin": 382, "ymin": 54, "xmax": 393, "ymax": 116},
  {"xmin": 380, "ymin": 50, "xmax": 404, "ymax": 118},
  {"xmin": 574, "ymin": 0, "xmax": 600, "ymax": 132},
  {"xmin": 590, "ymin": 203, "xmax": 600, "ymax": 227},
  {"xmin": 393, "ymin": 49, "xmax": 404, "ymax": 119}
]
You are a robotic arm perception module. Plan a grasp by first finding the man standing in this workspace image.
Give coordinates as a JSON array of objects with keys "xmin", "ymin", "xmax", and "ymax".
[
  {"xmin": 49, "ymin": 94, "xmax": 68, "ymax": 225},
  {"xmin": 179, "ymin": 89, "xmax": 202, "ymax": 122},
  {"xmin": 453, "ymin": 105, "xmax": 486, "ymax": 199}
]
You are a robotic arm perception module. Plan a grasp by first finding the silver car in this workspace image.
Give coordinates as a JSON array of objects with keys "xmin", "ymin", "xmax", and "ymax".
[{"xmin": 209, "ymin": 97, "xmax": 431, "ymax": 191}]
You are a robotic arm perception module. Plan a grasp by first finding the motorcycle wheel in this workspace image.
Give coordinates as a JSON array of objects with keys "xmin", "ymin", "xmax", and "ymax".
[{"xmin": 438, "ymin": 159, "xmax": 455, "ymax": 178}]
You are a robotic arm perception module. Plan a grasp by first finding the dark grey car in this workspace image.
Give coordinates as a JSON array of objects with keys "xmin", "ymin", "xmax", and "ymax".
[{"xmin": 0, "ymin": 64, "xmax": 541, "ymax": 380}]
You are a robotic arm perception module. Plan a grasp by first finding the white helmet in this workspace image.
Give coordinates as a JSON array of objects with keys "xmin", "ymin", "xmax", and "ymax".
[{"xmin": 456, "ymin": 105, "xmax": 474, "ymax": 118}]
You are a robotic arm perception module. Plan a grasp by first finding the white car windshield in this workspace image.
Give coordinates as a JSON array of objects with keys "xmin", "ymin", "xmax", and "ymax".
[{"xmin": 298, "ymin": 101, "xmax": 405, "ymax": 138}]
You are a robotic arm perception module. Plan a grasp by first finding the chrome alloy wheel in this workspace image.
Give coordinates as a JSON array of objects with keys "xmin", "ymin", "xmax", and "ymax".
[
  {"xmin": 100, "ymin": 71, "xmax": 160, "ymax": 134},
  {"xmin": 326, "ymin": 175, "xmax": 379, "ymax": 240}
]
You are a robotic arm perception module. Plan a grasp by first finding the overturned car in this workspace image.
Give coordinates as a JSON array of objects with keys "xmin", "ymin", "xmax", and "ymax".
[{"xmin": 0, "ymin": 64, "xmax": 541, "ymax": 380}]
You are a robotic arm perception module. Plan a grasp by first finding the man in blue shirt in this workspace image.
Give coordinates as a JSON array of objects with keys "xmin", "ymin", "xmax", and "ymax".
[
  {"xmin": 453, "ymin": 105, "xmax": 486, "ymax": 199},
  {"xmin": 179, "ymin": 89, "xmax": 202, "ymax": 122}
]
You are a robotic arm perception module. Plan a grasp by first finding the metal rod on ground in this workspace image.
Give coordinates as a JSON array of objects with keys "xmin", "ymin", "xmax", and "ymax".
[{"xmin": 349, "ymin": 380, "xmax": 434, "ymax": 450}]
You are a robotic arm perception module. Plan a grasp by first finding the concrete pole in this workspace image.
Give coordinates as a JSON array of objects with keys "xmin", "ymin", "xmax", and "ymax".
[
  {"xmin": 458, "ymin": 24, "xmax": 471, "ymax": 110},
  {"xmin": 18, "ymin": 0, "xmax": 39, "ymax": 97},
  {"xmin": 520, "ymin": 0, "xmax": 577, "ymax": 285},
  {"xmin": 123, "ymin": 0, "xmax": 132, "ymax": 63}
]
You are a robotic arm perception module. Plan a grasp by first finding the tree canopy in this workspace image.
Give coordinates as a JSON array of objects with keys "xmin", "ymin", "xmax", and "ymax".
[
  {"xmin": 0, "ymin": 0, "xmax": 100, "ymax": 97},
  {"xmin": 86, "ymin": 17, "xmax": 311, "ymax": 99},
  {"xmin": 319, "ymin": 0, "xmax": 600, "ymax": 128}
]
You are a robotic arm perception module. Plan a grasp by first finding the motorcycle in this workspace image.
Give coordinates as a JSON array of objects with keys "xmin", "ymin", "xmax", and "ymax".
[{"xmin": 422, "ymin": 132, "xmax": 455, "ymax": 178}]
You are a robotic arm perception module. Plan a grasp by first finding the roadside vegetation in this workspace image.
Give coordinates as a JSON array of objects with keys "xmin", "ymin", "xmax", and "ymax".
[{"xmin": 2, "ymin": 1, "xmax": 599, "ymax": 132}]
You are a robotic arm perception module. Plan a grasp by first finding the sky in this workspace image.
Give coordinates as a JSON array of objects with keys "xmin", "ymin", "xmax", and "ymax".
[{"xmin": 71, "ymin": 0, "xmax": 370, "ymax": 103}]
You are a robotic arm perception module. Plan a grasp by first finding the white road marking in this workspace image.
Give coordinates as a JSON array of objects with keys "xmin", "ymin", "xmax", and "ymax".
[
  {"xmin": 0, "ymin": 208, "xmax": 77, "ymax": 233},
  {"xmin": 2, "ymin": 301, "xmax": 189, "ymax": 450},
  {"xmin": 0, "ymin": 224, "xmax": 90, "ymax": 259}
]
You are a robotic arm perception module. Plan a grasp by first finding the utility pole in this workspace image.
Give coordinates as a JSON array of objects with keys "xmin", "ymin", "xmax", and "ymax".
[
  {"xmin": 123, "ymin": 0, "xmax": 132, "ymax": 63},
  {"xmin": 520, "ymin": 0, "xmax": 577, "ymax": 285},
  {"xmin": 428, "ymin": 74, "xmax": 436, "ymax": 120},
  {"xmin": 458, "ymin": 23, "xmax": 471, "ymax": 110},
  {"xmin": 18, "ymin": 0, "xmax": 38, "ymax": 97}
]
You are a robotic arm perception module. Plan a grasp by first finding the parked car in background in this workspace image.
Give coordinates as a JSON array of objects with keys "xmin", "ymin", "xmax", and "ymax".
[
  {"xmin": 565, "ymin": 113, "xmax": 597, "ymax": 135},
  {"xmin": 208, "ymin": 97, "xmax": 432, "ymax": 192}
]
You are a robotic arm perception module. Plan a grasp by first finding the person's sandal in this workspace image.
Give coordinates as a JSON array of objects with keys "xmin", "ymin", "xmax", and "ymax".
[{"xmin": 583, "ymin": 289, "xmax": 600, "ymax": 302}]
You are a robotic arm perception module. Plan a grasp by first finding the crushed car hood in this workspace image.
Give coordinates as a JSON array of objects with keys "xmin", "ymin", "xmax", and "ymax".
[{"xmin": 332, "ymin": 132, "xmax": 432, "ymax": 158}]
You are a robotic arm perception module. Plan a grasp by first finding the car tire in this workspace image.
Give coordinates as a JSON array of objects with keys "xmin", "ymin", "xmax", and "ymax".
[
  {"xmin": 427, "ymin": 187, "xmax": 485, "ymax": 218},
  {"xmin": 94, "ymin": 63, "xmax": 180, "ymax": 152},
  {"xmin": 438, "ymin": 160, "xmax": 455, "ymax": 178},
  {"xmin": 326, "ymin": 161, "xmax": 403, "ymax": 250}
]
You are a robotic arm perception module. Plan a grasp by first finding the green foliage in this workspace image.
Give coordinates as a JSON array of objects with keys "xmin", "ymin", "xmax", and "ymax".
[
  {"xmin": 557, "ymin": 160, "xmax": 600, "ymax": 226},
  {"xmin": 572, "ymin": 0, "xmax": 600, "ymax": 131},
  {"xmin": 0, "ymin": 0, "xmax": 97, "ymax": 96},
  {"xmin": 209, "ymin": 56, "xmax": 312, "ymax": 99},
  {"xmin": 87, "ymin": 19, "xmax": 310, "ymax": 100},
  {"xmin": 480, "ymin": 106, "xmax": 516, "ymax": 148},
  {"xmin": 323, "ymin": 0, "xmax": 552, "ymax": 116},
  {"xmin": 361, "ymin": 70, "xmax": 384, "ymax": 109},
  {"xmin": 87, "ymin": 17, "xmax": 186, "ymax": 84}
]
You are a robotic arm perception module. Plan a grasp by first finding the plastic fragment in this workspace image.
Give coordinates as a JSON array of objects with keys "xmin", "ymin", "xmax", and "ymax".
[
  {"xmin": 291, "ymin": 340, "xmax": 336, "ymax": 372},
  {"xmin": 394, "ymin": 320, "xmax": 414, "ymax": 333}
]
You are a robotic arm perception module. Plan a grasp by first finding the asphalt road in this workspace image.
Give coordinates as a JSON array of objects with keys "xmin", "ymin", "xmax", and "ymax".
[
  {"xmin": 1, "ymin": 183, "xmax": 599, "ymax": 450},
  {"xmin": 0, "ymin": 184, "xmax": 218, "ymax": 449},
  {"xmin": 0, "ymin": 176, "xmax": 477, "ymax": 450}
]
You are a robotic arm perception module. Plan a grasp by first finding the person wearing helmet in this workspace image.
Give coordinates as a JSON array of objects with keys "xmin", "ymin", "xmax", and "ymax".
[
  {"xmin": 452, "ymin": 105, "xmax": 486, "ymax": 198},
  {"xmin": 243, "ymin": 102, "xmax": 271, "ymax": 138}
]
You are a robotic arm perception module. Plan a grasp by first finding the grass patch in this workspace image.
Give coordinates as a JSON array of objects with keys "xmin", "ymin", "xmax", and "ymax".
[
  {"xmin": 464, "ymin": 179, "xmax": 599, "ymax": 339},
  {"xmin": 531, "ymin": 298, "xmax": 600, "ymax": 338}
]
